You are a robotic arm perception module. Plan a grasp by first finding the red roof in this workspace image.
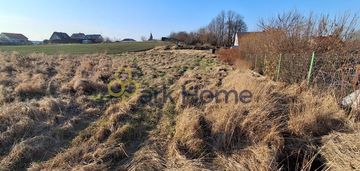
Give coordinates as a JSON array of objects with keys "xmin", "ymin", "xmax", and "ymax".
[{"xmin": 1, "ymin": 33, "xmax": 28, "ymax": 40}]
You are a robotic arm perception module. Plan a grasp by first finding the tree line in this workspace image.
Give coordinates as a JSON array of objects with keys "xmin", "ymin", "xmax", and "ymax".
[{"xmin": 169, "ymin": 10, "xmax": 247, "ymax": 47}]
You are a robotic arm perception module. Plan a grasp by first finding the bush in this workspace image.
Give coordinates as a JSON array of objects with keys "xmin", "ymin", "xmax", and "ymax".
[{"xmin": 219, "ymin": 10, "xmax": 360, "ymax": 99}]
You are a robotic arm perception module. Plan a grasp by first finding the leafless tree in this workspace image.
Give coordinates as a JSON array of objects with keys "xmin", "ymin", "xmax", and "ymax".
[
  {"xmin": 208, "ymin": 10, "xmax": 247, "ymax": 47},
  {"xmin": 258, "ymin": 10, "xmax": 359, "ymax": 40},
  {"xmin": 169, "ymin": 10, "xmax": 247, "ymax": 47}
]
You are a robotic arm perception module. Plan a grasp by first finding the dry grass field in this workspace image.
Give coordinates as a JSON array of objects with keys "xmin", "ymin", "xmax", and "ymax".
[{"xmin": 0, "ymin": 46, "xmax": 359, "ymax": 170}]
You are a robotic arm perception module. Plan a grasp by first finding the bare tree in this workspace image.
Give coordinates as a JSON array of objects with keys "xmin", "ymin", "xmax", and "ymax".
[
  {"xmin": 258, "ymin": 10, "xmax": 359, "ymax": 40},
  {"xmin": 208, "ymin": 10, "xmax": 247, "ymax": 47},
  {"xmin": 168, "ymin": 10, "xmax": 247, "ymax": 47}
]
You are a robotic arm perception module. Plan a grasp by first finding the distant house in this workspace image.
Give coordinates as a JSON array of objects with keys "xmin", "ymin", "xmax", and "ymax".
[
  {"xmin": 49, "ymin": 32, "xmax": 71, "ymax": 43},
  {"xmin": 71, "ymin": 33, "xmax": 86, "ymax": 43},
  {"xmin": 122, "ymin": 38, "xmax": 136, "ymax": 42},
  {"xmin": 48, "ymin": 32, "xmax": 104, "ymax": 44},
  {"xmin": 0, "ymin": 32, "xmax": 29, "ymax": 45},
  {"xmin": 83, "ymin": 34, "xmax": 103, "ymax": 43},
  {"xmin": 0, "ymin": 37, "xmax": 8, "ymax": 44}
]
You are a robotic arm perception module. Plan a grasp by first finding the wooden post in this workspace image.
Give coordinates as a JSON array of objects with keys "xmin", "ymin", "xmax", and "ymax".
[
  {"xmin": 276, "ymin": 54, "xmax": 282, "ymax": 81},
  {"xmin": 307, "ymin": 52, "xmax": 316, "ymax": 87}
]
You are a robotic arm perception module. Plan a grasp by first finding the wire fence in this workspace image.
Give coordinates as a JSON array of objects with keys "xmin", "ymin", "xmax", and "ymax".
[{"xmin": 245, "ymin": 51, "xmax": 360, "ymax": 98}]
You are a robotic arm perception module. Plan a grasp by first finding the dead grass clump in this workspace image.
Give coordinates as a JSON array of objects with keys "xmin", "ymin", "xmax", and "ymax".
[
  {"xmin": 287, "ymin": 90, "xmax": 351, "ymax": 138},
  {"xmin": 61, "ymin": 77, "xmax": 105, "ymax": 95},
  {"xmin": 0, "ymin": 85, "xmax": 5, "ymax": 104},
  {"xmin": 171, "ymin": 108, "xmax": 211, "ymax": 159},
  {"xmin": 107, "ymin": 123, "xmax": 141, "ymax": 145},
  {"xmin": 0, "ymin": 104, "xmax": 44, "ymax": 155},
  {"xmin": 92, "ymin": 144, "xmax": 129, "ymax": 166},
  {"xmin": 15, "ymin": 73, "xmax": 46, "ymax": 99},
  {"xmin": 0, "ymin": 136, "xmax": 56, "ymax": 171},
  {"xmin": 215, "ymin": 145, "xmax": 278, "ymax": 170},
  {"xmin": 320, "ymin": 132, "xmax": 360, "ymax": 170},
  {"xmin": 126, "ymin": 144, "xmax": 166, "ymax": 171}
]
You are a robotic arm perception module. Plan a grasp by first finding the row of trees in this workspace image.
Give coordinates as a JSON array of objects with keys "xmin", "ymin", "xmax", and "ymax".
[{"xmin": 169, "ymin": 10, "xmax": 247, "ymax": 47}]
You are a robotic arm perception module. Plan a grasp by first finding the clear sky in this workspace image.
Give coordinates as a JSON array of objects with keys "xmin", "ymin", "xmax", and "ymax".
[{"xmin": 0, "ymin": 0, "xmax": 359, "ymax": 41}]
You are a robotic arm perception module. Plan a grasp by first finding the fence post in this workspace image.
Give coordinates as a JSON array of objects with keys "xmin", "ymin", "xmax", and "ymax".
[
  {"xmin": 276, "ymin": 53, "xmax": 282, "ymax": 81},
  {"xmin": 254, "ymin": 55, "xmax": 258, "ymax": 70},
  {"xmin": 307, "ymin": 52, "xmax": 316, "ymax": 87},
  {"xmin": 264, "ymin": 54, "xmax": 267, "ymax": 75}
]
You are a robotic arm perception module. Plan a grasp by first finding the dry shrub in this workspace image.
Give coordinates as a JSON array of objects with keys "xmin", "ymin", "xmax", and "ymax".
[{"xmin": 218, "ymin": 48, "xmax": 250, "ymax": 70}]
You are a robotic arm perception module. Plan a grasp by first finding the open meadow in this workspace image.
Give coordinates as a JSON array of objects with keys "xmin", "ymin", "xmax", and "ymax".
[{"xmin": 0, "ymin": 44, "xmax": 359, "ymax": 170}]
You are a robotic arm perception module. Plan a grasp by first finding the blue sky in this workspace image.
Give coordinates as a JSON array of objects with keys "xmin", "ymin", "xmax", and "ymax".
[{"xmin": 0, "ymin": 0, "xmax": 359, "ymax": 40}]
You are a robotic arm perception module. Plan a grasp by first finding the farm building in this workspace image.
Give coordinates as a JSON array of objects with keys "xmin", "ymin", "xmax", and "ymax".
[
  {"xmin": 84, "ymin": 34, "xmax": 103, "ymax": 43},
  {"xmin": 49, "ymin": 32, "xmax": 103, "ymax": 44},
  {"xmin": 122, "ymin": 38, "xmax": 136, "ymax": 42},
  {"xmin": 71, "ymin": 33, "xmax": 86, "ymax": 40},
  {"xmin": 49, "ymin": 32, "xmax": 72, "ymax": 44},
  {"xmin": 0, "ymin": 32, "xmax": 29, "ymax": 45}
]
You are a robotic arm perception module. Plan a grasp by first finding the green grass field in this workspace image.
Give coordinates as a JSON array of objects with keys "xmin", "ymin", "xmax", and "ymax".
[{"xmin": 0, "ymin": 41, "xmax": 169, "ymax": 55}]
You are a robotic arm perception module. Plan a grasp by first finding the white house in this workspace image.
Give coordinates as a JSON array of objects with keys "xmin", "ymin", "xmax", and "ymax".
[{"xmin": 0, "ymin": 32, "xmax": 29, "ymax": 44}]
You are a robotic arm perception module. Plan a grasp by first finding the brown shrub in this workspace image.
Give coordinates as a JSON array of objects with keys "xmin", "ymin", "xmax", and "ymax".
[{"xmin": 218, "ymin": 48, "xmax": 251, "ymax": 71}]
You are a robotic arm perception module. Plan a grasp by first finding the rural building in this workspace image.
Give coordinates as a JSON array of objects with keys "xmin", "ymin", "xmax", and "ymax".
[
  {"xmin": 49, "ymin": 32, "xmax": 71, "ymax": 43},
  {"xmin": 71, "ymin": 33, "xmax": 86, "ymax": 40},
  {"xmin": 84, "ymin": 34, "xmax": 103, "ymax": 43},
  {"xmin": 49, "ymin": 32, "xmax": 103, "ymax": 44},
  {"xmin": 122, "ymin": 38, "xmax": 136, "ymax": 42},
  {"xmin": 0, "ymin": 32, "xmax": 29, "ymax": 45}
]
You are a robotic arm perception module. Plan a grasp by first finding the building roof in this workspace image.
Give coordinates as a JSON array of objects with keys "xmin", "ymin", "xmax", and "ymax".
[
  {"xmin": 85, "ymin": 34, "xmax": 103, "ymax": 40},
  {"xmin": 1, "ymin": 32, "xmax": 28, "ymax": 40},
  {"xmin": 71, "ymin": 33, "xmax": 86, "ymax": 39},
  {"xmin": 122, "ymin": 38, "xmax": 136, "ymax": 42},
  {"xmin": 51, "ymin": 32, "xmax": 71, "ymax": 40}
]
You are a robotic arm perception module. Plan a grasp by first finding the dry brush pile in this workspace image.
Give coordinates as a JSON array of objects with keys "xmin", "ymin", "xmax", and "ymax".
[{"xmin": 0, "ymin": 48, "xmax": 359, "ymax": 170}]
